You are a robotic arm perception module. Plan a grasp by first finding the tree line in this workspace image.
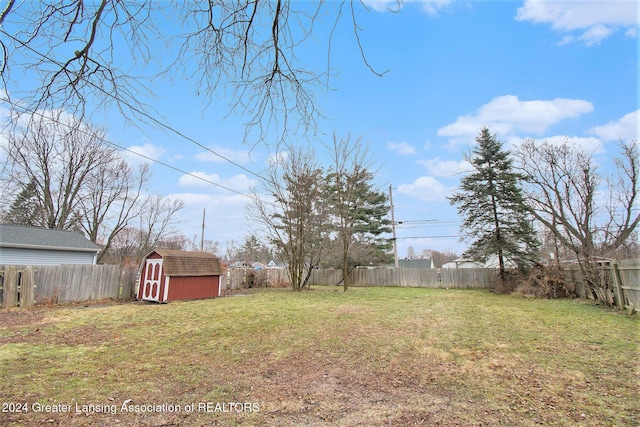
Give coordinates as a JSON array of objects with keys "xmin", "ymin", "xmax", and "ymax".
[
  {"xmin": 0, "ymin": 112, "xmax": 392, "ymax": 286},
  {"xmin": 249, "ymin": 135, "xmax": 392, "ymax": 291},
  {"xmin": 0, "ymin": 111, "xmax": 185, "ymax": 264}
]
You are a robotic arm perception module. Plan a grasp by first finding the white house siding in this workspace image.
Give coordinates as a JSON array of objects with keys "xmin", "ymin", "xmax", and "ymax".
[{"xmin": 0, "ymin": 247, "xmax": 97, "ymax": 265}]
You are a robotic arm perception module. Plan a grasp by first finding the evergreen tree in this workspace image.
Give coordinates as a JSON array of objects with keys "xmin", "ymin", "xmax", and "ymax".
[
  {"xmin": 4, "ymin": 181, "xmax": 43, "ymax": 226},
  {"xmin": 448, "ymin": 127, "xmax": 539, "ymax": 280},
  {"xmin": 327, "ymin": 167, "xmax": 392, "ymax": 290}
]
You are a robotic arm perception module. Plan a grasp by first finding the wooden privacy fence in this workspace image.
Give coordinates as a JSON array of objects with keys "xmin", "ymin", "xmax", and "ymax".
[
  {"xmin": 0, "ymin": 265, "xmax": 138, "ymax": 308},
  {"xmin": 310, "ymin": 267, "xmax": 497, "ymax": 289},
  {"xmin": 614, "ymin": 259, "xmax": 640, "ymax": 310},
  {"xmin": 565, "ymin": 259, "xmax": 640, "ymax": 311},
  {"xmin": 226, "ymin": 267, "xmax": 498, "ymax": 290}
]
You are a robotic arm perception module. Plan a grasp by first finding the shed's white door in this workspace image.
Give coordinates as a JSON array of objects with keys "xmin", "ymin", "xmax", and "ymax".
[{"xmin": 142, "ymin": 259, "xmax": 162, "ymax": 302}]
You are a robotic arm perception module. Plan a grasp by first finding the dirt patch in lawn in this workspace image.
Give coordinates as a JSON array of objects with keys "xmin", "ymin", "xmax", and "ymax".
[
  {"xmin": 0, "ymin": 303, "xmax": 126, "ymax": 346},
  {"xmin": 0, "ymin": 307, "xmax": 51, "ymax": 329}
]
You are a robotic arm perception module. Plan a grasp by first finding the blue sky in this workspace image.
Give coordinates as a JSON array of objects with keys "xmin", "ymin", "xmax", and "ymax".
[{"xmin": 4, "ymin": 1, "xmax": 639, "ymax": 258}]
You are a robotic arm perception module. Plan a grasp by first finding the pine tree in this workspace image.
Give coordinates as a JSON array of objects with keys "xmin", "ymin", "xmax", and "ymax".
[
  {"xmin": 4, "ymin": 181, "xmax": 43, "ymax": 226},
  {"xmin": 448, "ymin": 127, "xmax": 539, "ymax": 280},
  {"xmin": 327, "ymin": 167, "xmax": 392, "ymax": 290}
]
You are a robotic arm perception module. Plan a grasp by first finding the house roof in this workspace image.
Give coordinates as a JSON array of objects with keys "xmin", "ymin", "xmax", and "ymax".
[
  {"xmin": 228, "ymin": 261, "xmax": 252, "ymax": 269},
  {"xmin": 442, "ymin": 257, "xmax": 484, "ymax": 269},
  {"xmin": 149, "ymin": 249, "xmax": 222, "ymax": 276},
  {"xmin": 0, "ymin": 223, "xmax": 101, "ymax": 253}
]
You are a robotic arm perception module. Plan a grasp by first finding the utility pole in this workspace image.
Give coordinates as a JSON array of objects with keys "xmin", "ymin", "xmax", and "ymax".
[
  {"xmin": 389, "ymin": 185, "xmax": 399, "ymax": 268},
  {"xmin": 201, "ymin": 209, "xmax": 205, "ymax": 251}
]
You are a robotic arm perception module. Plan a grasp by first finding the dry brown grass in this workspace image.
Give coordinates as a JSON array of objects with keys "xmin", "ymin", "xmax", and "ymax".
[{"xmin": 0, "ymin": 287, "xmax": 638, "ymax": 426}]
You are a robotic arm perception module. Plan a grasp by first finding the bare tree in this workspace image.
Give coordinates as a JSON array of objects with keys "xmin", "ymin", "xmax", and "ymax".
[
  {"xmin": 2, "ymin": 110, "xmax": 116, "ymax": 230},
  {"xmin": 249, "ymin": 144, "xmax": 329, "ymax": 290},
  {"xmin": 0, "ymin": 111, "xmax": 184, "ymax": 263},
  {"xmin": 129, "ymin": 194, "xmax": 185, "ymax": 258},
  {"xmin": 516, "ymin": 139, "xmax": 639, "ymax": 301},
  {"xmin": 80, "ymin": 160, "xmax": 150, "ymax": 262},
  {"xmin": 1, "ymin": 1, "xmax": 388, "ymax": 144},
  {"xmin": 99, "ymin": 226, "xmax": 145, "ymax": 266},
  {"xmin": 422, "ymin": 249, "xmax": 458, "ymax": 268}
]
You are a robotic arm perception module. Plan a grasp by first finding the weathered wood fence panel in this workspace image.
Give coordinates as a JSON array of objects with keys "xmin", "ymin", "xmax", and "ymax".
[
  {"xmin": 0, "ymin": 265, "xmax": 138, "ymax": 308},
  {"xmin": 310, "ymin": 269, "xmax": 343, "ymax": 286},
  {"xmin": 309, "ymin": 267, "xmax": 498, "ymax": 289},
  {"xmin": 614, "ymin": 259, "xmax": 640, "ymax": 310},
  {"xmin": 562, "ymin": 260, "xmax": 640, "ymax": 310}
]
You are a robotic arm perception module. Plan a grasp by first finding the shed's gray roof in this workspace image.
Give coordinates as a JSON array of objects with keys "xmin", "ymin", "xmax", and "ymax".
[{"xmin": 0, "ymin": 224, "xmax": 101, "ymax": 253}]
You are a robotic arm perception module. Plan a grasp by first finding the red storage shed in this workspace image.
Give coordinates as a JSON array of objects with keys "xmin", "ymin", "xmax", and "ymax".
[{"xmin": 138, "ymin": 249, "xmax": 222, "ymax": 302}]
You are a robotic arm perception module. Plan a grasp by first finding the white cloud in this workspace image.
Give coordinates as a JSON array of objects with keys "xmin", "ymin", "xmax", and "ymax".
[
  {"xmin": 590, "ymin": 110, "xmax": 639, "ymax": 142},
  {"xmin": 416, "ymin": 0, "xmax": 452, "ymax": 16},
  {"xmin": 398, "ymin": 176, "xmax": 453, "ymax": 202},
  {"xmin": 122, "ymin": 142, "xmax": 166, "ymax": 165},
  {"xmin": 178, "ymin": 171, "xmax": 257, "ymax": 193},
  {"xmin": 195, "ymin": 145, "xmax": 253, "ymax": 164},
  {"xmin": 417, "ymin": 158, "xmax": 471, "ymax": 177},
  {"xmin": 438, "ymin": 95, "xmax": 594, "ymax": 144},
  {"xmin": 559, "ymin": 24, "xmax": 615, "ymax": 46},
  {"xmin": 515, "ymin": 0, "xmax": 638, "ymax": 45},
  {"xmin": 178, "ymin": 171, "xmax": 220, "ymax": 188},
  {"xmin": 363, "ymin": 0, "xmax": 451, "ymax": 14},
  {"xmin": 387, "ymin": 141, "xmax": 417, "ymax": 155},
  {"xmin": 362, "ymin": 0, "xmax": 402, "ymax": 12}
]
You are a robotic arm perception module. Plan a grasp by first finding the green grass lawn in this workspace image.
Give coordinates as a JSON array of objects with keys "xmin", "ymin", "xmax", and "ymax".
[{"xmin": 1, "ymin": 286, "xmax": 638, "ymax": 426}]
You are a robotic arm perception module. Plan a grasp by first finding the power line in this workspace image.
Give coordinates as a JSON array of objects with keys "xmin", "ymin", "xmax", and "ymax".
[
  {"xmin": 0, "ymin": 28, "xmax": 266, "ymax": 182},
  {"xmin": 2, "ymin": 99, "xmax": 254, "ymax": 198}
]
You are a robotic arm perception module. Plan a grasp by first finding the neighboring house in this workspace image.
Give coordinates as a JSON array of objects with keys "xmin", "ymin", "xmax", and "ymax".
[
  {"xmin": 442, "ymin": 257, "xmax": 485, "ymax": 269},
  {"xmin": 228, "ymin": 261, "xmax": 273, "ymax": 270},
  {"xmin": 228, "ymin": 261, "xmax": 252, "ymax": 270},
  {"xmin": 138, "ymin": 249, "xmax": 222, "ymax": 302},
  {"xmin": 251, "ymin": 261, "xmax": 268, "ymax": 270},
  {"xmin": 483, "ymin": 254, "xmax": 518, "ymax": 269},
  {"xmin": 267, "ymin": 260, "xmax": 286, "ymax": 269},
  {"xmin": 0, "ymin": 224, "xmax": 101, "ymax": 265},
  {"xmin": 442, "ymin": 254, "xmax": 517, "ymax": 269},
  {"xmin": 397, "ymin": 258, "xmax": 433, "ymax": 269}
]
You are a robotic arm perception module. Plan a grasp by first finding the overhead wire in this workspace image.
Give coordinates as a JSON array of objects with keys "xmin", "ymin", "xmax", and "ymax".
[
  {"xmin": 393, "ymin": 218, "xmax": 460, "ymax": 239},
  {"xmin": 2, "ymin": 99, "xmax": 254, "ymax": 198},
  {"xmin": 0, "ymin": 28, "xmax": 266, "ymax": 183},
  {"xmin": 1, "ymin": 29, "xmax": 463, "ymax": 233}
]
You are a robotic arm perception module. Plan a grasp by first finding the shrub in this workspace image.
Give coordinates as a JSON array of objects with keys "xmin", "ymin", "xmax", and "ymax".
[{"xmin": 514, "ymin": 265, "xmax": 576, "ymax": 299}]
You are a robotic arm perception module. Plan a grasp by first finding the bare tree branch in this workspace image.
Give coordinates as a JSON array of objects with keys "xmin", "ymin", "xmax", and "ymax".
[
  {"xmin": 515, "ymin": 138, "xmax": 640, "ymax": 301},
  {"xmin": 1, "ymin": 1, "xmax": 388, "ymax": 146}
]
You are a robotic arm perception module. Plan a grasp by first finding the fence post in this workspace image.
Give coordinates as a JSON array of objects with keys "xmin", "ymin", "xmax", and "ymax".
[
  {"xmin": 20, "ymin": 267, "xmax": 35, "ymax": 307},
  {"xmin": 611, "ymin": 263, "xmax": 625, "ymax": 310},
  {"xmin": 3, "ymin": 266, "xmax": 18, "ymax": 308}
]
